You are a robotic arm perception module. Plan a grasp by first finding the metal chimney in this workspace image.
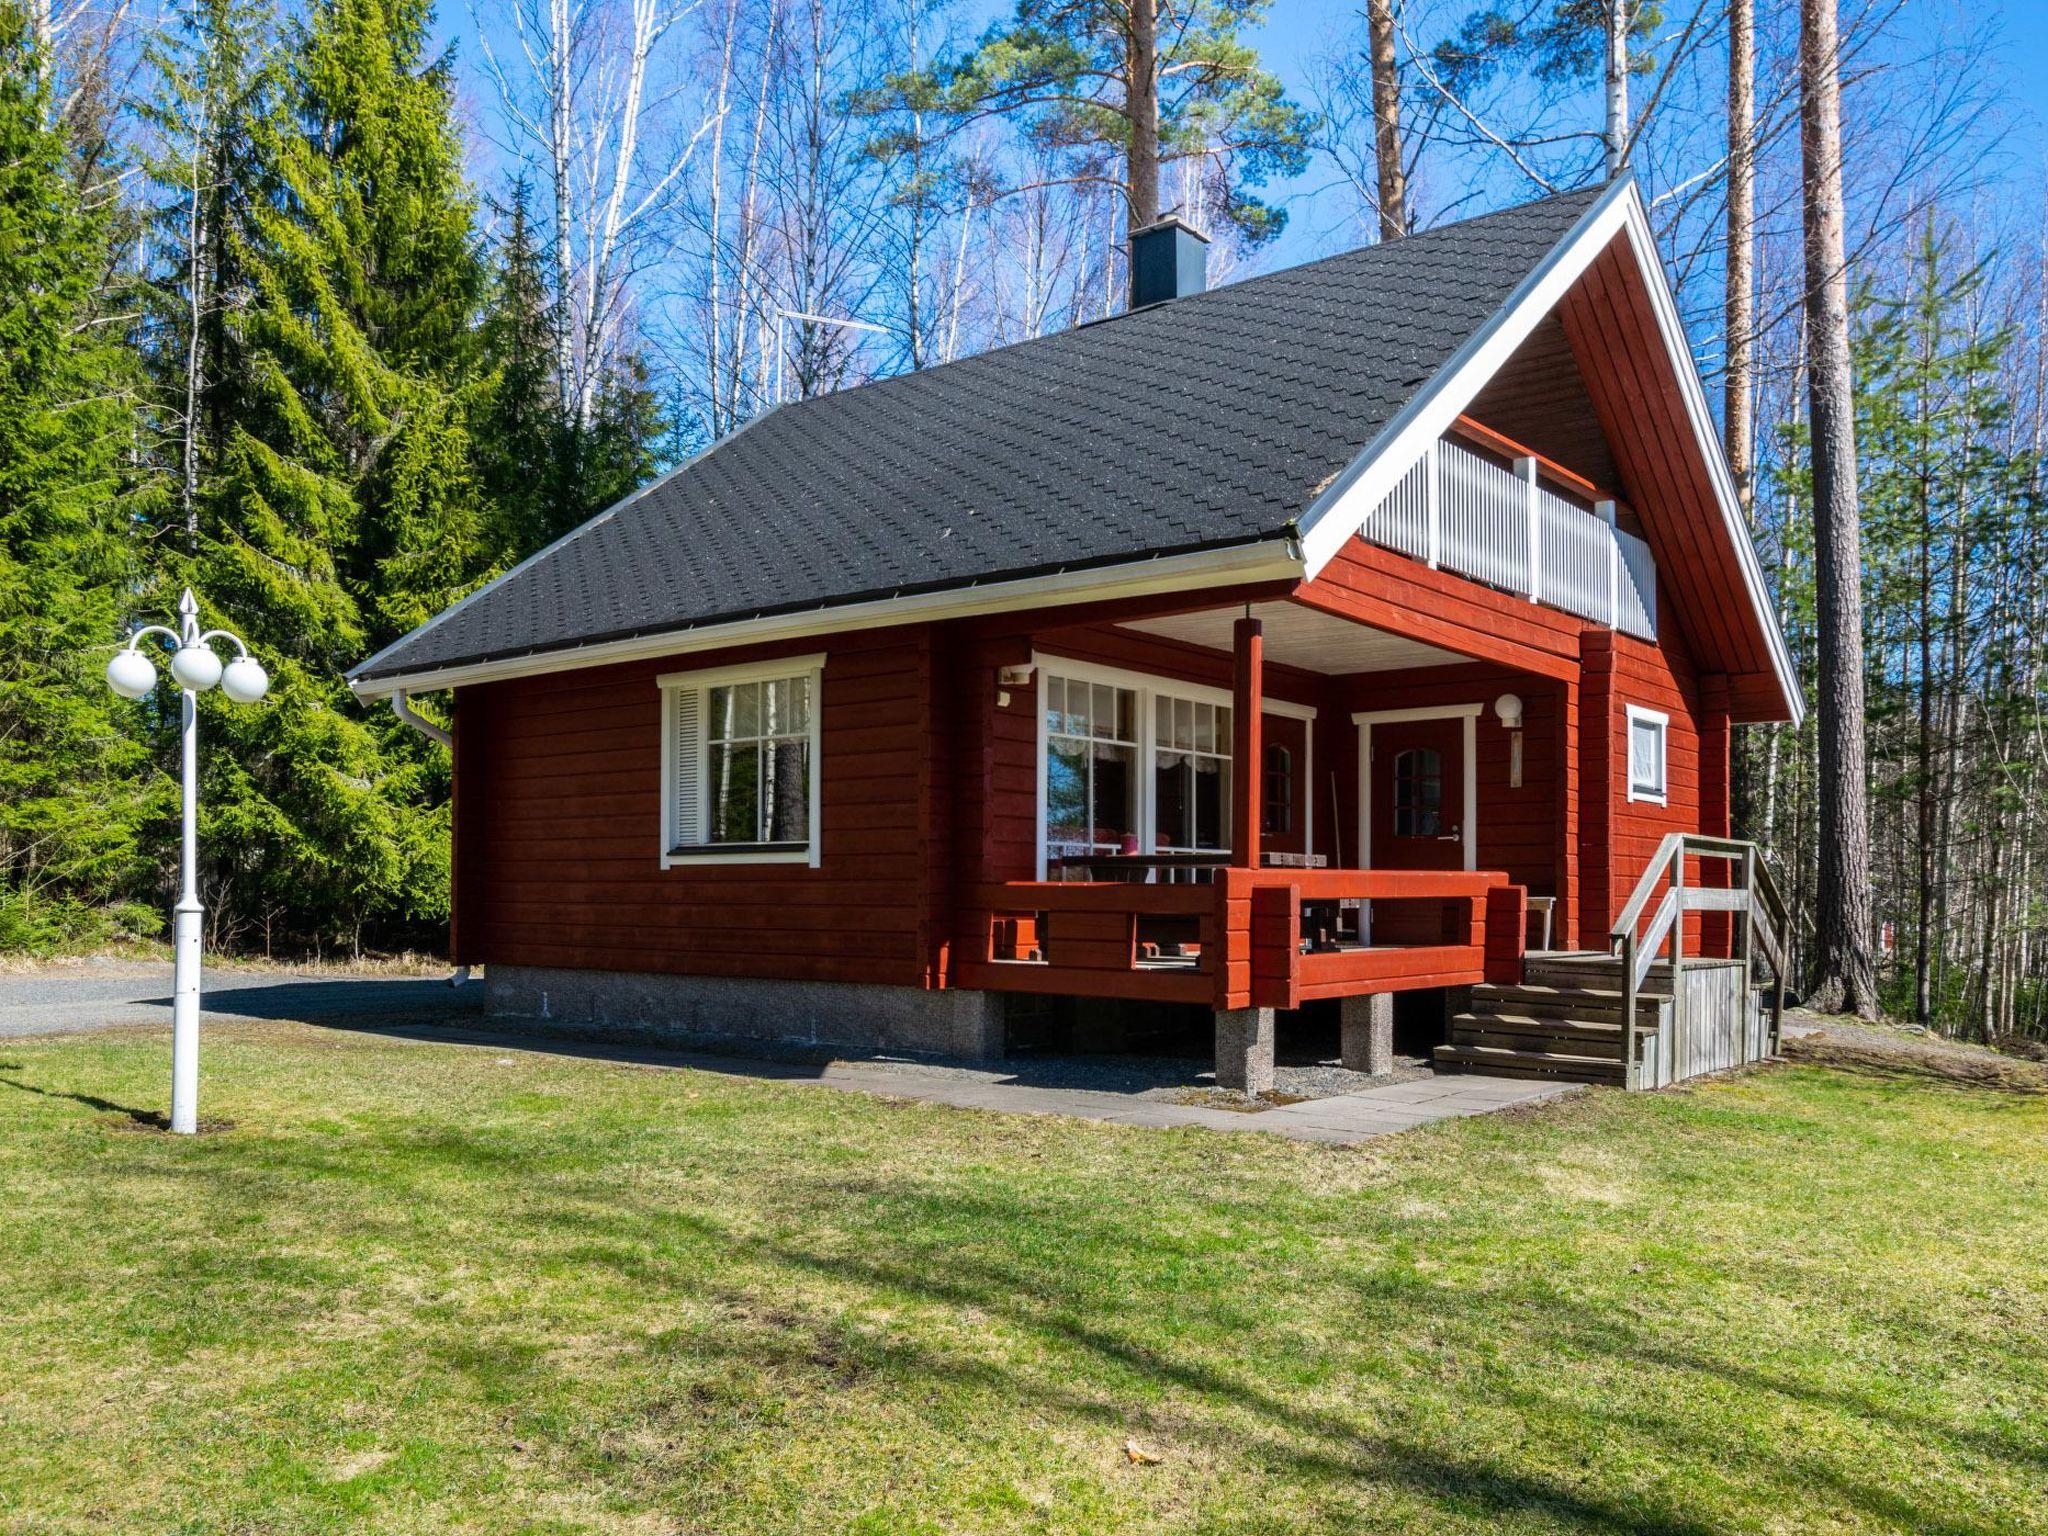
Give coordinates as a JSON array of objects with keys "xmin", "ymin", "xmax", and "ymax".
[{"xmin": 1128, "ymin": 215, "xmax": 1210, "ymax": 309}]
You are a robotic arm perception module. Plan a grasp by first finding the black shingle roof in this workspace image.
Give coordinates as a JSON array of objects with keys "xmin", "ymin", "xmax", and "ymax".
[{"xmin": 353, "ymin": 185, "xmax": 1607, "ymax": 685}]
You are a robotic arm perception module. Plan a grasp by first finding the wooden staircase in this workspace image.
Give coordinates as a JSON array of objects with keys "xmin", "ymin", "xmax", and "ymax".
[
  {"xmin": 1434, "ymin": 954, "xmax": 1669, "ymax": 1086},
  {"xmin": 1433, "ymin": 835, "xmax": 1799, "ymax": 1089}
]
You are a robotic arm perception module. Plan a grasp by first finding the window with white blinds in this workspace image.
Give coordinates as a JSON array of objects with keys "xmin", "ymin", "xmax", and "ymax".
[
  {"xmin": 1625, "ymin": 704, "xmax": 1669, "ymax": 805},
  {"xmin": 658, "ymin": 655, "xmax": 824, "ymax": 866}
]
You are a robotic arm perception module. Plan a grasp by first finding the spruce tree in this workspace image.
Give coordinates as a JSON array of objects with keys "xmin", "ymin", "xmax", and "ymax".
[
  {"xmin": 197, "ymin": 0, "xmax": 487, "ymax": 954},
  {"xmin": 0, "ymin": 5, "xmax": 155, "ymax": 949},
  {"xmin": 476, "ymin": 178, "xmax": 570, "ymax": 557}
]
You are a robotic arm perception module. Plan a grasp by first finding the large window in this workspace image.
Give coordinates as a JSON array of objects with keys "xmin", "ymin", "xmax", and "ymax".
[
  {"xmin": 1153, "ymin": 694, "xmax": 1232, "ymax": 853},
  {"xmin": 659, "ymin": 656, "xmax": 823, "ymax": 866},
  {"xmin": 1044, "ymin": 675, "xmax": 1139, "ymax": 860},
  {"xmin": 1037, "ymin": 657, "xmax": 1314, "ymax": 875},
  {"xmin": 1626, "ymin": 704, "xmax": 1668, "ymax": 805}
]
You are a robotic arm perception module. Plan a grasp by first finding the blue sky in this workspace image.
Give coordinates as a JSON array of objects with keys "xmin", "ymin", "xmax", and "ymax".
[
  {"xmin": 1235, "ymin": 0, "xmax": 2048, "ymax": 269},
  {"xmin": 433, "ymin": 0, "xmax": 2048, "ymax": 281}
]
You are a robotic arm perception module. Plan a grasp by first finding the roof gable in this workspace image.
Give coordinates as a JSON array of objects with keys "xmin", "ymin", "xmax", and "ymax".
[{"xmin": 1294, "ymin": 179, "xmax": 1800, "ymax": 725}]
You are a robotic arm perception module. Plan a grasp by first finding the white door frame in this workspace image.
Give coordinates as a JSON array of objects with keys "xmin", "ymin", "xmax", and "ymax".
[{"xmin": 1351, "ymin": 703, "xmax": 1482, "ymax": 874}]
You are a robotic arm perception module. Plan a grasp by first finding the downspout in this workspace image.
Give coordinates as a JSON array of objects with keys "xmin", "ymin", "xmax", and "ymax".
[
  {"xmin": 387, "ymin": 692, "xmax": 469, "ymax": 986},
  {"xmin": 390, "ymin": 691, "xmax": 452, "ymax": 749}
]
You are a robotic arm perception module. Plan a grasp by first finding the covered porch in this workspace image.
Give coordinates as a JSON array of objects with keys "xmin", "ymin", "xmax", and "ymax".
[{"xmin": 954, "ymin": 593, "xmax": 1574, "ymax": 1093}]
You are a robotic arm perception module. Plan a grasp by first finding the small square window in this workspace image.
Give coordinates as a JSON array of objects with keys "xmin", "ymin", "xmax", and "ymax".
[{"xmin": 1626, "ymin": 705, "xmax": 1668, "ymax": 804}]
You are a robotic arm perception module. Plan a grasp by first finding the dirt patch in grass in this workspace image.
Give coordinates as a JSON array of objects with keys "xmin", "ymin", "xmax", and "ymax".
[
  {"xmin": 1169, "ymin": 1087, "xmax": 1310, "ymax": 1111},
  {"xmin": 1784, "ymin": 1016, "xmax": 2048, "ymax": 1094}
]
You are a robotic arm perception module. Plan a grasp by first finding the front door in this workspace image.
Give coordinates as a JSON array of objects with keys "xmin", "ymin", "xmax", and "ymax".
[{"xmin": 1369, "ymin": 718, "xmax": 1466, "ymax": 871}]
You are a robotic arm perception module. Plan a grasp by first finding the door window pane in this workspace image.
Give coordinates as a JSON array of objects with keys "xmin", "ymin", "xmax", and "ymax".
[
  {"xmin": 1262, "ymin": 744, "xmax": 1293, "ymax": 836},
  {"xmin": 1392, "ymin": 747, "xmax": 1443, "ymax": 838}
]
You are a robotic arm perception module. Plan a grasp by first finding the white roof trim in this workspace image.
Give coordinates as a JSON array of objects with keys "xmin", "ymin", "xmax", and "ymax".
[
  {"xmin": 347, "ymin": 405, "xmax": 789, "ymax": 690},
  {"xmin": 348, "ymin": 538, "xmax": 1304, "ymax": 698},
  {"xmin": 1294, "ymin": 176, "xmax": 1802, "ymax": 727}
]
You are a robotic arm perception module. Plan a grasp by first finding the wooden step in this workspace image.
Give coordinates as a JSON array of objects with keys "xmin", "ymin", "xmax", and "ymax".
[
  {"xmin": 1432, "ymin": 1042, "xmax": 1625, "ymax": 1084},
  {"xmin": 1450, "ymin": 1014, "xmax": 1639, "ymax": 1059},
  {"xmin": 1469, "ymin": 982, "xmax": 1665, "ymax": 1024},
  {"xmin": 1521, "ymin": 957, "xmax": 1678, "ymax": 992}
]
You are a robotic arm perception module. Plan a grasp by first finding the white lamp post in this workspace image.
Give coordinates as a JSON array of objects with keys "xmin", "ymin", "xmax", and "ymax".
[{"xmin": 107, "ymin": 589, "xmax": 268, "ymax": 1134}]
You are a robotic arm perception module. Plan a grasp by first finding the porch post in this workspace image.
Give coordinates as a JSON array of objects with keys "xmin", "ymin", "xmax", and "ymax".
[{"xmin": 1232, "ymin": 614, "xmax": 1263, "ymax": 868}]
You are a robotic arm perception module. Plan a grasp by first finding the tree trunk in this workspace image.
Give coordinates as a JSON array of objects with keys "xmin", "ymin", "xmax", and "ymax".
[
  {"xmin": 1126, "ymin": 0, "xmax": 1160, "ymax": 229},
  {"xmin": 1365, "ymin": 0, "xmax": 1406, "ymax": 241},
  {"xmin": 1799, "ymin": 0, "xmax": 1877, "ymax": 1017},
  {"xmin": 1723, "ymin": 0, "xmax": 1755, "ymax": 510},
  {"xmin": 1604, "ymin": 0, "xmax": 1630, "ymax": 176},
  {"xmin": 181, "ymin": 72, "xmax": 209, "ymax": 555}
]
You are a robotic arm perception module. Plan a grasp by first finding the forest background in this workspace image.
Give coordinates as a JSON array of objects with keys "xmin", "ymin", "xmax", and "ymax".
[{"xmin": 3, "ymin": 0, "xmax": 2043, "ymax": 1040}]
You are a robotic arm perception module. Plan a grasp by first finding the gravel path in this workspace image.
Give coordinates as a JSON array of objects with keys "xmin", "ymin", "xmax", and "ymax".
[
  {"xmin": 0, "ymin": 959, "xmax": 480, "ymax": 1039},
  {"xmin": 4, "ymin": 961, "xmax": 1437, "ymax": 1107}
]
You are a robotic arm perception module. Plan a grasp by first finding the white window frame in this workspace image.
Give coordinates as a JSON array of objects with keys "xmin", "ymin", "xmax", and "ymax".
[
  {"xmin": 1625, "ymin": 703, "xmax": 1669, "ymax": 805},
  {"xmin": 658, "ymin": 654, "xmax": 825, "ymax": 868},
  {"xmin": 1031, "ymin": 653, "xmax": 1316, "ymax": 879}
]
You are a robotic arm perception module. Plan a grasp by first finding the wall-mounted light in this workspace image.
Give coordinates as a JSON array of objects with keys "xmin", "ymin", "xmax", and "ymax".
[
  {"xmin": 997, "ymin": 662, "xmax": 1034, "ymax": 709},
  {"xmin": 1495, "ymin": 692, "xmax": 1525, "ymax": 788}
]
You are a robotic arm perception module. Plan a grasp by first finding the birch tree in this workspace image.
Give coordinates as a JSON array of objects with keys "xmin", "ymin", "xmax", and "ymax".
[{"xmin": 475, "ymin": 0, "xmax": 720, "ymax": 428}]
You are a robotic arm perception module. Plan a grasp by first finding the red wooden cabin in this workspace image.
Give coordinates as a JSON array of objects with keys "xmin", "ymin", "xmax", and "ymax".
[{"xmin": 352, "ymin": 179, "xmax": 1801, "ymax": 1091}]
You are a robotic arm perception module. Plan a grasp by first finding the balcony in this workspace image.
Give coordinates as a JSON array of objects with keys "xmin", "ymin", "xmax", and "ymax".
[{"xmin": 1364, "ymin": 422, "xmax": 1657, "ymax": 639}]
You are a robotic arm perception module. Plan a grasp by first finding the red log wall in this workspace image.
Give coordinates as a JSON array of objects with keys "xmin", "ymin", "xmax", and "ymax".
[
  {"xmin": 449, "ymin": 629, "xmax": 938, "ymax": 986},
  {"xmin": 447, "ymin": 553, "xmax": 1730, "ymax": 986}
]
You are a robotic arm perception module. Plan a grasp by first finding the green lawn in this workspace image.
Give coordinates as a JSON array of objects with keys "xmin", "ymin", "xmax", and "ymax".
[{"xmin": 1, "ymin": 1022, "xmax": 2043, "ymax": 1535}]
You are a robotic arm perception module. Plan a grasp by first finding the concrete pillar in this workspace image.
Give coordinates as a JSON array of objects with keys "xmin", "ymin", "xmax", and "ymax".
[
  {"xmin": 1340, "ymin": 992, "xmax": 1395, "ymax": 1075},
  {"xmin": 1214, "ymin": 1007, "xmax": 1276, "ymax": 1094},
  {"xmin": 946, "ymin": 990, "xmax": 1007, "ymax": 1061}
]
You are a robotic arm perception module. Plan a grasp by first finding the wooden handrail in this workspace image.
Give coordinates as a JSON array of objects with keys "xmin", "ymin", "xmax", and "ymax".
[
  {"xmin": 1609, "ymin": 833, "xmax": 1799, "ymax": 1085},
  {"xmin": 1452, "ymin": 415, "xmax": 1614, "ymax": 505}
]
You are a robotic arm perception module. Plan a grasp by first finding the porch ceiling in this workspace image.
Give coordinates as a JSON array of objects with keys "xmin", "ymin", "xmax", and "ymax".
[{"xmin": 1120, "ymin": 600, "xmax": 1468, "ymax": 675}]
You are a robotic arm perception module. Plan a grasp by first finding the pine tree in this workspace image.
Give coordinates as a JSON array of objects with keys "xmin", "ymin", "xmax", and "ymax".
[
  {"xmin": 1799, "ymin": 0, "xmax": 1877, "ymax": 1016},
  {"xmin": 0, "ymin": 4, "xmax": 156, "ymax": 949},
  {"xmin": 194, "ymin": 0, "xmax": 488, "ymax": 954},
  {"xmin": 937, "ymin": 1, "xmax": 1309, "ymax": 244},
  {"xmin": 574, "ymin": 353, "xmax": 669, "ymax": 531}
]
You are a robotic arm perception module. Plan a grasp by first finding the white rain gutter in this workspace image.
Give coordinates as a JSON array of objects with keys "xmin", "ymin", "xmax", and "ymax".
[{"xmin": 390, "ymin": 692, "xmax": 452, "ymax": 748}]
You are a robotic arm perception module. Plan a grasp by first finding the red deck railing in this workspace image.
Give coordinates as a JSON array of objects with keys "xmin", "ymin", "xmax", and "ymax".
[{"xmin": 956, "ymin": 869, "xmax": 1527, "ymax": 1011}]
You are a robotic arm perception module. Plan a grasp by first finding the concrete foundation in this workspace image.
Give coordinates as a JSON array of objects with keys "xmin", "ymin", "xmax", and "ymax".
[
  {"xmin": 1340, "ymin": 992, "xmax": 1395, "ymax": 1075},
  {"xmin": 1214, "ymin": 1006, "xmax": 1276, "ymax": 1094},
  {"xmin": 482, "ymin": 966, "xmax": 1006, "ymax": 1061}
]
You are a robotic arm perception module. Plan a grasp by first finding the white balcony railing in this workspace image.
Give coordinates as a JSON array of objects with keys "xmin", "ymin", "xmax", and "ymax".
[{"xmin": 1365, "ymin": 437, "xmax": 1657, "ymax": 640}]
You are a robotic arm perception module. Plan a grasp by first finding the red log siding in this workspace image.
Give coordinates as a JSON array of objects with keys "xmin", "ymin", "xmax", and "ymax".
[
  {"xmin": 1299, "ymin": 539, "xmax": 1586, "ymax": 681},
  {"xmin": 1582, "ymin": 622, "xmax": 1714, "ymax": 948},
  {"xmin": 453, "ymin": 629, "xmax": 935, "ymax": 986},
  {"xmin": 1464, "ymin": 311, "xmax": 1622, "ymax": 495},
  {"xmin": 447, "ymin": 546, "xmax": 1733, "ymax": 991}
]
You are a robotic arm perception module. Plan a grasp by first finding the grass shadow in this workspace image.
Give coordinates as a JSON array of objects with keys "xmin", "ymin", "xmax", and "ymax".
[{"xmin": 0, "ymin": 1071, "xmax": 169, "ymax": 1128}]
